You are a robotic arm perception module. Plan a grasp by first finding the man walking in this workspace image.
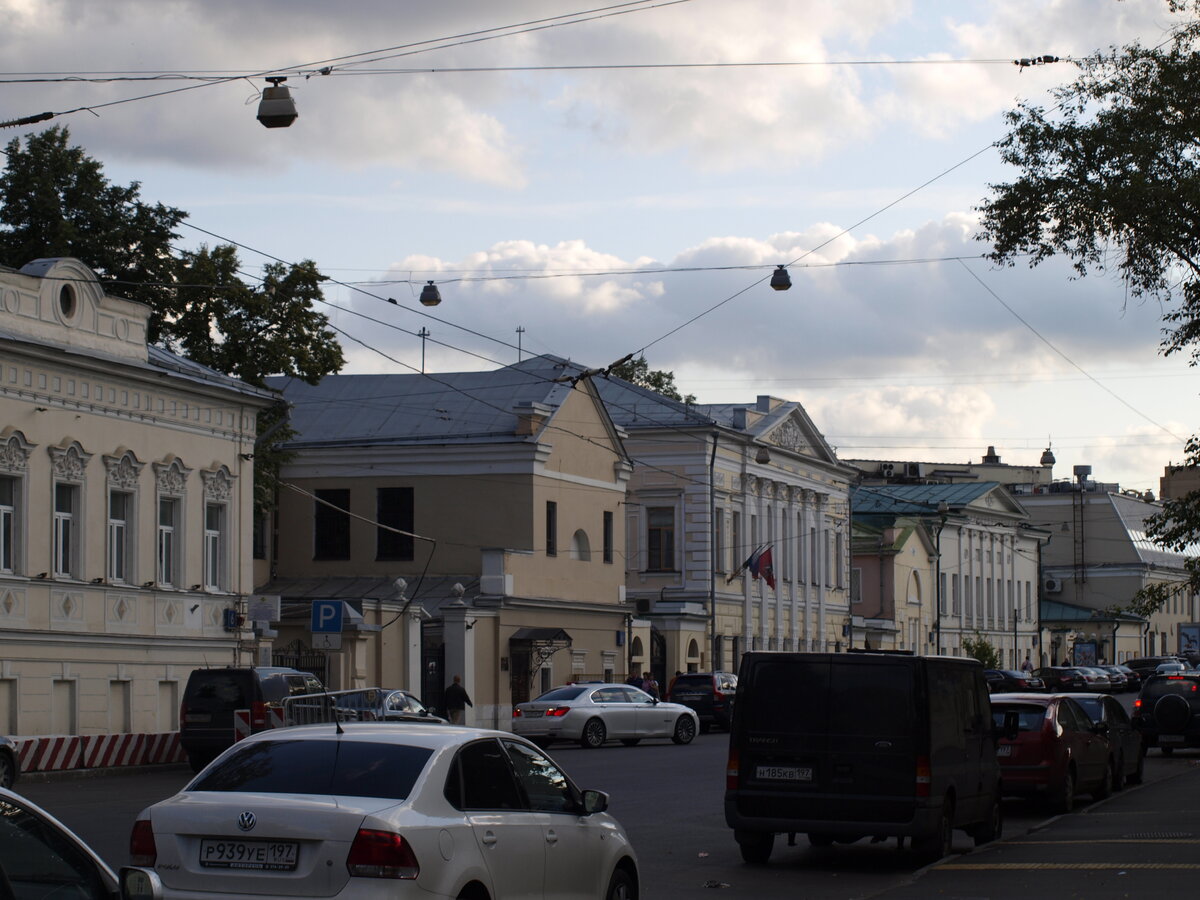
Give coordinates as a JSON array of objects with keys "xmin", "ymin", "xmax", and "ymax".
[{"xmin": 444, "ymin": 674, "xmax": 472, "ymax": 724}]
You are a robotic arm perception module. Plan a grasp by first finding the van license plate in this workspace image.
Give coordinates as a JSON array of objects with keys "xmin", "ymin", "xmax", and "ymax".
[
  {"xmin": 200, "ymin": 839, "xmax": 298, "ymax": 871},
  {"xmin": 1160, "ymin": 734, "xmax": 1185, "ymax": 743},
  {"xmin": 756, "ymin": 765, "xmax": 811, "ymax": 781}
]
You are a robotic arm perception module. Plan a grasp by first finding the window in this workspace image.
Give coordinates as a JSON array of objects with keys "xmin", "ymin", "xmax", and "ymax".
[
  {"xmin": 713, "ymin": 507, "xmax": 724, "ymax": 573},
  {"xmin": 448, "ymin": 740, "xmax": 523, "ymax": 810},
  {"xmin": 53, "ymin": 483, "xmax": 79, "ymax": 577},
  {"xmin": 157, "ymin": 497, "xmax": 180, "ymax": 586},
  {"xmin": 503, "ymin": 739, "xmax": 577, "ymax": 813},
  {"xmin": 0, "ymin": 476, "xmax": 16, "ymax": 573},
  {"xmin": 376, "ymin": 487, "xmax": 414, "ymax": 561},
  {"xmin": 314, "ymin": 489, "xmax": 351, "ymax": 560},
  {"xmin": 647, "ymin": 507, "xmax": 675, "ymax": 571},
  {"xmin": 850, "ymin": 567, "xmax": 862, "ymax": 603},
  {"xmin": 603, "ymin": 510, "xmax": 614, "ymax": 564},
  {"xmin": 545, "ymin": 501, "xmax": 557, "ymax": 556},
  {"xmin": 204, "ymin": 503, "xmax": 226, "ymax": 591},
  {"xmin": 108, "ymin": 491, "xmax": 132, "ymax": 583},
  {"xmin": 731, "ymin": 512, "xmax": 741, "ymax": 574}
]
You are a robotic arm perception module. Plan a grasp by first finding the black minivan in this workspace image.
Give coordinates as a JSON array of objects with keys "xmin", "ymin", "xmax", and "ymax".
[
  {"xmin": 179, "ymin": 666, "xmax": 325, "ymax": 772},
  {"xmin": 725, "ymin": 650, "xmax": 1006, "ymax": 863}
]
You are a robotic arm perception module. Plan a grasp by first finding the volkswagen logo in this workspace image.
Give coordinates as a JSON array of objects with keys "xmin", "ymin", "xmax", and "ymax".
[{"xmin": 237, "ymin": 811, "xmax": 256, "ymax": 832}]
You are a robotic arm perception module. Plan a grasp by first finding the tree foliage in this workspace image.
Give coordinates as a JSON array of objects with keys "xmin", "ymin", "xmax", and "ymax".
[
  {"xmin": 610, "ymin": 355, "xmax": 695, "ymax": 403},
  {"xmin": 0, "ymin": 127, "xmax": 346, "ymax": 510},
  {"xmin": 961, "ymin": 632, "xmax": 1002, "ymax": 670},
  {"xmin": 977, "ymin": 1, "xmax": 1200, "ymax": 606}
]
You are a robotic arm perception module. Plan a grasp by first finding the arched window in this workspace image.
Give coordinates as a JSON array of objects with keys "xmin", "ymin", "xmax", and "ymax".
[{"xmin": 570, "ymin": 529, "xmax": 591, "ymax": 561}]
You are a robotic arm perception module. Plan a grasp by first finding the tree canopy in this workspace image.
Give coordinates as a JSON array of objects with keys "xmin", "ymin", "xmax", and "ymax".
[
  {"xmin": 976, "ymin": 0, "xmax": 1200, "ymax": 607},
  {"xmin": 610, "ymin": 355, "xmax": 695, "ymax": 403}
]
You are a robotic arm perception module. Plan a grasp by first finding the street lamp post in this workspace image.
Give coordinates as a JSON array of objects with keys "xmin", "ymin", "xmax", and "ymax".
[{"xmin": 932, "ymin": 501, "xmax": 949, "ymax": 656}]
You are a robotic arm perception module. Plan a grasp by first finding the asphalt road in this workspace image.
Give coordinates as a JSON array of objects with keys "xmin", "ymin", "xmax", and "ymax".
[{"xmin": 17, "ymin": 690, "xmax": 1189, "ymax": 899}]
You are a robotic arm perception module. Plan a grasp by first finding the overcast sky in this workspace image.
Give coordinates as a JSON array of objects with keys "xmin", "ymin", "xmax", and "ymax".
[{"xmin": 2, "ymin": 0, "xmax": 1196, "ymax": 493}]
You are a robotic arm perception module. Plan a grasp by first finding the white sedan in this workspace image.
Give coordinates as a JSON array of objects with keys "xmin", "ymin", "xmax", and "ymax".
[
  {"xmin": 512, "ymin": 683, "xmax": 700, "ymax": 748},
  {"xmin": 123, "ymin": 723, "xmax": 639, "ymax": 900}
]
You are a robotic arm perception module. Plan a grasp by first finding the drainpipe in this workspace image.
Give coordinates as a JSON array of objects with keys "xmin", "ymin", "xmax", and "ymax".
[{"xmin": 709, "ymin": 431, "xmax": 718, "ymax": 669}]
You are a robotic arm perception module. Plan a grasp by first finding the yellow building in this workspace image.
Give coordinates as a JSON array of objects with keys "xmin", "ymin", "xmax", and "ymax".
[{"xmin": 0, "ymin": 258, "xmax": 274, "ymax": 738}]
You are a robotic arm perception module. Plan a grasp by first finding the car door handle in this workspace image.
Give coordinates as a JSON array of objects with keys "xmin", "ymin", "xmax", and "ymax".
[
  {"xmin": 545, "ymin": 829, "xmax": 558, "ymax": 846},
  {"xmin": 481, "ymin": 831, "xmax": 498, "ymax": 847}
]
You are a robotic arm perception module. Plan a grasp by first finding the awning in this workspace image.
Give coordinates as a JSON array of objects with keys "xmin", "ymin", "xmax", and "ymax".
[{"xmin": 510, "ymin": 627, "xmax": 572, "ymax": 645}]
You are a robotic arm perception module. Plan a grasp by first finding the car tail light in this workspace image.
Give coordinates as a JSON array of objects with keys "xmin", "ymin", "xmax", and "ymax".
[
  {"xmin": 512, "ymin": 707, "xmax": 522, "ymax": 718},
  {"xmin": 346, "ymin": 829, "xmax": 419, "ymax": 879},
  {"xmin": 129, "ymin": 819, "xmax": 157, "ymax": 866},
  {"xmin": 545, "ymin": 707, "xmax": 571, "ymax": 717},
  {"xmin": 726, "ymin": 748, "xmax": 739, "ymax": 790},
  {"xmin": 1133, "ymin": 698, "xmax": 1142, "ymax": 711},
  {"xmin": 915, "ymin": 756, "xmax": 931, "ymax": 797},
  {"xmin": 251, "ymin": 700, "xmax": 269, "ymax": 729}
]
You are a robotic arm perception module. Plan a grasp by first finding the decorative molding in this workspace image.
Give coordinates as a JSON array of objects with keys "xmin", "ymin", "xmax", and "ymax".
[
  {"xmin": 768, "ymin": 418, "xmax": 814, "ymax": 455},
  {"xmin": 104, "ymin": 449, "xmax": 144, "ymax": 489},
  {"xmin": 153, "ymin": 456, "xmax": 192, "ymax": 495},
  {"xmin": 0, "ymin": 588, "xmax": 26, "ymax": 621},
  {"xmin": 48, "ymin": 441, "xmax": 92, "ymax": 482},
  {"xmin": 201, "ymin": 465, "xmax": 236, "ymax": 501},
  {"xmin": 0, "ymin": 430, "xmax": 35, "ymax": 474}
]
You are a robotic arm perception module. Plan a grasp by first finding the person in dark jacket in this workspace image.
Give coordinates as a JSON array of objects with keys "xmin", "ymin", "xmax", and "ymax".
[{"xmin": 444, "ymin": 675, "xmax": 472, "ymax": 724}]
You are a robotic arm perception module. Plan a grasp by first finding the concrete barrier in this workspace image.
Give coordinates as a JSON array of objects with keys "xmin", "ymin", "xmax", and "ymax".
[{"xmin": 13, "ymin": 732, "xmax": 186, "ymax": 773}]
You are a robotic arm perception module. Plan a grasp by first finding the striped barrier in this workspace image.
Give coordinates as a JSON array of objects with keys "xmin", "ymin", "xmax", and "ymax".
[{"xmin": 12, "ymin": 732, "xmax": 187, "ymax": 774}]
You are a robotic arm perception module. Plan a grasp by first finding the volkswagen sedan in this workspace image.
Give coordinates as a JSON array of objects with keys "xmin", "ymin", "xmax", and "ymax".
[
  {"xmin": 124, "ymin": 723, "xmax": 639, "ymax": 900},
  {"xmin": 513, "ymin": 683, "xmax": 699, "ymax": 748}
]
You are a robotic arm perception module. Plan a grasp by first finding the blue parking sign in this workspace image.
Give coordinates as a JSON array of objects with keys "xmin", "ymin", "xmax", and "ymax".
[{"xmin": 311, "ymin": 599, "xmax": 344, "ymax": 633}]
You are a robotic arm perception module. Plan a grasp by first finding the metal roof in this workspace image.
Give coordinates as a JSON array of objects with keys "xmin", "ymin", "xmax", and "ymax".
[
  {"xmin": 851, "ymin": 482, "xmax": 998, "ymax": 515},
  {"xmin": 1109, "ymin": 491, "xmax": 1200, "ymax": 567}
]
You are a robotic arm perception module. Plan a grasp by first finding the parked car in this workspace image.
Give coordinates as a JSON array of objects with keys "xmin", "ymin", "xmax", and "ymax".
[
  {"xmin": 1100, "ymin": 665, "xmax": 1138, "ymax": 692},
  {"xmin": 984, "ymin": 669, "xmax": 1046, "ymax": 693},
  {"xmin": 0, "ymin": 735, "xmax": 19, "ymax": 788},
  {"xmin": 334, "ymin": 688, "xmax": 448, "ymax": 724},
  {"xmin": 1033, "ymin": 666, "xmax": 1088, "ymax": 691},
  {"xmin": 667, "ymin": 671, "xmax": 738, "ymax": 731},
  {"xmin": 1060, "ymin": 692, "xmax": 1145, "ymax": 789},
  {"xmin": 179, "ymin": 666, "xmax": 325, "ymax": 772},
  {"xmin": 125, "ymin": 723, "xmax": 639, "ymax": 900},
  {"xmin": 1076, "ymin": 667, "xmax": 1114, "ymax": 691},
  {"xmin": 725, "ymin": 650, "xmax": 1005, "ymax": 865},
  {"xmin": 990, "ymin": 693, "xmax": 1112, "ymax": 812},
  {"xmin": 513, "ymin": 683, "xmax": 698, "ymax": 749},
  {"xmin": 0, "ymin": 787, "xmax": 118, "ymax": 900},
  {"xmin": 1156, "ymin": 661, "xmax": 1190, "ymax": 675},
  {"xmin": 1132, "ymin": 672, "xmax": 1200, "ymax": 755},
  {"xmin": 1125, "ymin": 656, "xmax": 1189, "ymax": 681}
]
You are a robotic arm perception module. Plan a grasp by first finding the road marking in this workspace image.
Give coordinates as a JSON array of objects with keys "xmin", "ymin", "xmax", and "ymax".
[{"xmin": 939, "ymin": 863, "xmax": 1200, "ymax": 870}]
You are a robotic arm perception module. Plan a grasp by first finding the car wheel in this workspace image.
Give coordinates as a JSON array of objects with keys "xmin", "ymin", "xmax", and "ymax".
[
  {"xmin": 808, "ymin": 833, "xmax": 835, "ymax": 847},
  {"xmin": 620, "ymin": 738, "xmax": 641, "ymax": 747},
  {"xmin": 1112, "ymin": 753, "xmax": 1126, "ymax": 791},
  {"xmin": 0, "ymin": 751, "xmax": 14, "ymax": 789},
  {"xmin": 913, "ymin": 799, "xmax": 953, "ymax": 863},
  {"xmin": 1053, "ymin": 767, "xmax": 1076, "ymax": 814},
  {"xmin": 735, "ymin": 830, "xmax": 774, "ymax": 864},
  {"xmin": 971, "ymin": 792, "xmax": 1003, "ymax": 846},
  {"xmin": 672, "ymin": 716, "xmax": 696, "ymax": 745},
  {"xmin": 1129, "ymin": 748, "xmax": 1146, "ymax": 785},
  {"xmin": 1094, "ymin": 759, "xmax": 1113, "ymax": 800},
  {"xmin": 605, "ymin": 867, "xmax": 637, "ymax": 900},
  {"xmin": 581, "ymin": 718, "xmax": 607, "ymax": 749}
]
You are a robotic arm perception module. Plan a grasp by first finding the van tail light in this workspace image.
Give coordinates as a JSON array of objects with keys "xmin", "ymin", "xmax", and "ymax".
[
  {"xmin": 915, "ymin": 756, "xmax": 931, "ymax": 797},
  {"xmin": 346, "ymin": 829, "xmax": 419, "ymax": 879},
  {"xmin": 129, "ymin": 819, "xmax": 157, "ymax": 866},
  {"xmin": 251, "ymin": 700, "xmax": 269, "ymax": 729},
  {"xmin": 726, "ymin": 747, "xmax": 740, "ymax": 791},
  {"xmin": 1133, "ymin": 698, "xmax": 1142, "ymax": 711}
]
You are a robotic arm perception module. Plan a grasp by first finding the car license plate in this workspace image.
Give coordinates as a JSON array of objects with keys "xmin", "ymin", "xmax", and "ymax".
[
  {"xmin": 756, "ymin": 765, "xmax": 812, "ymax": 782},
  {"xmin": 1160, "ymin": 734, "xmax": 1185, "ymax": 744},
  {"xmin": 199, "ymin": 839, "xmax": 299, "ymax": 871},
  {"xmin": 997, "ymin": 744, "xmax": 1012, "ymax": 757}
]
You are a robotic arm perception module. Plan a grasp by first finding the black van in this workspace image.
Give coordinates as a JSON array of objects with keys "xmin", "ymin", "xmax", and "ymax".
[
  {"xmin": 725, "ymin": 651, "xmax": 1005, "ymax": 863},
  {"xmin": 179, "ymin": 666, "xmax": 324, "ymax": 772}
]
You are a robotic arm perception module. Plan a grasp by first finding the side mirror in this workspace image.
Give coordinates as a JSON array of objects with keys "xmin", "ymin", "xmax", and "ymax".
[
  {"xmin": 581, "ymin": 789, "xmax": 610, "ymax": 815},
  {"xmin": 120, "ymin": 868, "xmax": 163, "ymax": 900}
]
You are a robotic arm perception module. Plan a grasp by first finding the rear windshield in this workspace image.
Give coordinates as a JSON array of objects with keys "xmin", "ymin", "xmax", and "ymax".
[
  {"xmin": 991, "ymin": 703, "xmax": 1047, "ymax": 732},
  {"xmin": 671, "ymin": 676, "xmax": 712, "ymax": 690},
  {"xmin": 739, "ymin": 659, "xmax": 913, "ymax": 736},
  {"xmin": 191, "ymin": 739, "xmax": 433, "ymax": 800},
  {"xmin": 185, "ymin": 672, "xmax": 249, "ymax": 706},
  {"xmin": 1141, "ymin": 676, "xmax": 1200, "ymax": 700},
  {"xmin": 533, "ymin": 687, "xmax": 586, "ymax": 702}
]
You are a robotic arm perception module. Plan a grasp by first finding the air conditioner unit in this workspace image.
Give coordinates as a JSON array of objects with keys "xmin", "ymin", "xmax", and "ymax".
[
  {"xmin": 635, "ymin": 597, "xmax": 652, "ymax": 615},
  {"xmin": 1043, "ymin": 577, "xmax": 1062, "ymax": 594},
  {"xmin": 905, "ymin": 462, "xmax": 925, "ymax": 478},
  {"xmin": 880, "ymin": 463, "xmax": 895, "ymax": 477}
]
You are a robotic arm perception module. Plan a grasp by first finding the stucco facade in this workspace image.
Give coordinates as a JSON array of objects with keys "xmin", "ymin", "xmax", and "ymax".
[{"xmin": 0, "ymin": 258, "xmax": 274, "ymax": 738}]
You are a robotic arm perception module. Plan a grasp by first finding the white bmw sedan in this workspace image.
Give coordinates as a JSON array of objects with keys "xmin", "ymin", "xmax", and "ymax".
[
  {"xmin": 123, "ymin": 723, "xmax": 639, "ymax": 900},
  {"xmin": 512, "ymin": 683, "xmax": 699, "ymax": 748}
]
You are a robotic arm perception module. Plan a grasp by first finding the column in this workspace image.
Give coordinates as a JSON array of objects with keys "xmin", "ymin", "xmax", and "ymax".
[{"xmin": 815, "ymin": 493, "xmax": 827, "ymax": 651}]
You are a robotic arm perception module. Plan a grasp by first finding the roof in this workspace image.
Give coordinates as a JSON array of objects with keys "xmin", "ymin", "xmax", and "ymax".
[
  {"xmin": 1109, "ymin": 491, "xmax": 1200, "ymax": 567},
  {"xmin": 1040, "ymin": 597, "xmax": 1144, "ymax": 624},
  {"xmin": 851, "ymin": 482, "xmax": 1001, "ymax": 515}
]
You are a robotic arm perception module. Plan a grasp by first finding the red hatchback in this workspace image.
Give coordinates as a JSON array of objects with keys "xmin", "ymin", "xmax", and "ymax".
[{"xmin": 990, "ymin": 693, "xmax": 1112, "ymax": 813}]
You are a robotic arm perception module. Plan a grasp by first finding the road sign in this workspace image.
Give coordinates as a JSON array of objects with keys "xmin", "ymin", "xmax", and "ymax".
[
  {"xmin": 311, "ymin": 599, "xmax": 344, "ymax": 633},
  {"xmin": 313, "ymin": 632, "xmax": 342, "ymax": 651}
]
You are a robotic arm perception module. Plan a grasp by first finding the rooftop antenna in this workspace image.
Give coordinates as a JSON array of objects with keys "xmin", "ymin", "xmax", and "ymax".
[{"xmin": 516, "ymin": 326, "xmax": 525, "ymax": 362}]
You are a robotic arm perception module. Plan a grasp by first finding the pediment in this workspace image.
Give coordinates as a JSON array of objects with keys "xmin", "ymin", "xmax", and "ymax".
[{"xmin": 762, "ymin": 410, "xmax": 837, "ymax": 464}]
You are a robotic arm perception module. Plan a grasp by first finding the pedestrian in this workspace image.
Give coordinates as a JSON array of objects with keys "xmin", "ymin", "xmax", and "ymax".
[
  {"xmin": 1021, "ymin": 655, "xmax": 1033, "ymax": 673},
  {"xmin": 641, "ymin": 673, "xmax": 660, "ymax": 700},
  {"xmin": 444, "ymin": 674, "xmax": 472, "ymax": 725}
]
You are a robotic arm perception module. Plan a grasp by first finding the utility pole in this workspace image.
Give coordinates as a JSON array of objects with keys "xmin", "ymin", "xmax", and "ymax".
[
  {"xmin": 418, "ymin": 327, "xmax": 430, "ymax": 373},
  {"xmin": 516, "ymin": 326, "xmax": 525, "ymax": 361}
]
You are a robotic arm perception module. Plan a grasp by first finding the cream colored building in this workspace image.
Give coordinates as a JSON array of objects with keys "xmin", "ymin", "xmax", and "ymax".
[
  {"xmin": 0, "ymin": 258, "xmax": 274, "ymax": 738},
  {"xmin": 260, "ymin": 357, "xmax": 632, "ymax": 728}
]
